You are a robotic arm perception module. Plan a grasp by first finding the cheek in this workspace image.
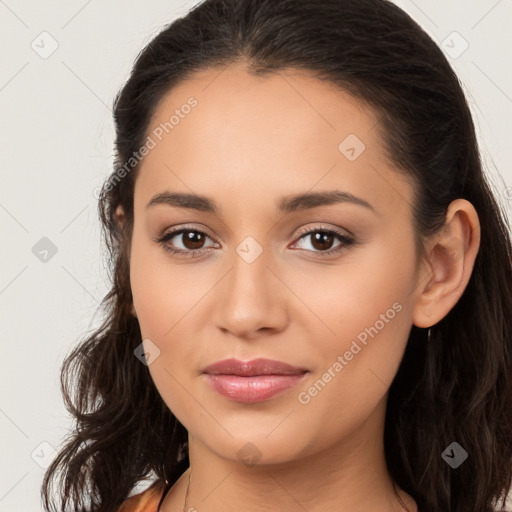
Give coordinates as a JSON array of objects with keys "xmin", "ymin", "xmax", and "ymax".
[
  {"xmin": 129, "ymin": 229, "xmax": 199, "ymax": 339},
  {"xmin": 129, "ymin": 236, "xmax": 202, "ymax": 423},
  {"xmin": 291, "ymin": 232, "xmax": 415, "ymax": 351},
  {"xmin": 129, "ymin": 229, "xmax": 210, "ymax": 390},
  {"xmin": 291, "ymin": 235, "xmax": 415, "ymax": 420},
  {"xmin": 130, "ymin": 226, "xmax": 180, "ymax": 350},
  {"xmin": 130, "ymin": 251, "xmax": 167, "ymax": 339}
]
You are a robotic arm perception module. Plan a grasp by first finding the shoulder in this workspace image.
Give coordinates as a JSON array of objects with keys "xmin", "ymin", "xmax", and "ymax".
[{"xmin": 117, "ymin": 479, "xmax": 168, "ymax": 512}]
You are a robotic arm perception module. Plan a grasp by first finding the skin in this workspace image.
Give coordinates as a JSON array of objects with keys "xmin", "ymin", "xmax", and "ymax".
[{"xmin": 115, "ymin": 62, "xmax": 480, "ymax": 511}]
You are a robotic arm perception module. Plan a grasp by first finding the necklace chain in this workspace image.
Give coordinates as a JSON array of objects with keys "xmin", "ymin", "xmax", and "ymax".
[
  {"xmin": 182, "ymin": 469, "xmax": 191, "ymax": 512},
  {"xmin": 182, "ymin": 469, "xmax": 410, "ymax": 512}
]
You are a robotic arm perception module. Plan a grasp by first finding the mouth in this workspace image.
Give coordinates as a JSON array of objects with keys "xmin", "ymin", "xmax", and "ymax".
[{"xmin": 201, "ymin": 358, "xmax": 308, "ymax": 403}]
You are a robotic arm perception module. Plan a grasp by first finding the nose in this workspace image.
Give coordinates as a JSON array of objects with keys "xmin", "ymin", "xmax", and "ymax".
[{"xmin": 213, "ymin": 246, "xmax": 289, "ymax": 340}]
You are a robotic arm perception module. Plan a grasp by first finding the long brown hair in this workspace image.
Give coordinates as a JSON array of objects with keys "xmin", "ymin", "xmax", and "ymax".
[{"xmin": 41, "ymin": 0, "xmax": 512, "ymax": 510}]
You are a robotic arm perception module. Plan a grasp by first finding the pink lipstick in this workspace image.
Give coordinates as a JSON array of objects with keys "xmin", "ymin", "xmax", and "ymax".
[{"xmin": 201, "ymin": 358, "xmax": 308, "ymax": 403}]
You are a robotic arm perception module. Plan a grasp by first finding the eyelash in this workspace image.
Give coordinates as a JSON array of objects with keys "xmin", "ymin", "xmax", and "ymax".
[{"xmin": 154, "ymin": 225, "xmax": 356, "ymax": 259}]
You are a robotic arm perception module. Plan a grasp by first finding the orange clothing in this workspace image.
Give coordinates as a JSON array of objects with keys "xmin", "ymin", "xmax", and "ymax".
[{"xmin": 117, "ymin": 479, "xmax": 168, "ymax": 512}]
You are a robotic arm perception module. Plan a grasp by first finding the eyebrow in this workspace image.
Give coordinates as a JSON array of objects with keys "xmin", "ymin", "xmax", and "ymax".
[{"xmin": 146, "ymin": 190, "xmax": 376, "ymax": 215}]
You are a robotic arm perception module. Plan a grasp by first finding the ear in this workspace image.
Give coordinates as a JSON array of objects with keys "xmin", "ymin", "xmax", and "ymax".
[
  {"xmin": 114, "ymin": 204, "xmax": 137, "ymax": 318},
  {"xmin": 114, "ymin": 204, "xmax": 126, "ymax": 231},
  {"xmin": 412, "ymin": 199, "xmax": 481, "ymax": 328}
]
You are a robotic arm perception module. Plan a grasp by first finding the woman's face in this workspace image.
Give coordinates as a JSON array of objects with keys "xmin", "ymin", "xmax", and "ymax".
[{"xmin": 128, "ymin": 63, "xmax": 426, "ymax": 464}]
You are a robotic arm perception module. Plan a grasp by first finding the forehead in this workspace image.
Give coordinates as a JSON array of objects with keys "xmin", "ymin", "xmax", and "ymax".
[{"xmin": 134, "ymin": 63, "xmax": 414, "ymax": 220}]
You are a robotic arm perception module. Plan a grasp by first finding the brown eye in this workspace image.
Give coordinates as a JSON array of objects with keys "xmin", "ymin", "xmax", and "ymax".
[
  {"xmin": 309, "ymin": 231, "xmax": 336, "ymax": 251},
  {"xmin": 291, "ymin": 227, "xmax": 356, "ymax": 257},
  {"xmin": 180, "ymin": 230, "xmax": 207, "ymax": 250},
  {"xmin": 156, "ymin": 227, "xmax": 218, "ymax": 257}
]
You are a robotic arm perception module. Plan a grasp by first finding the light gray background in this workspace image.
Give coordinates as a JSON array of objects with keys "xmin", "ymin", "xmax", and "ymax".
[{"xmin": 1, "ymin": 1, "xmax": 511, "ymax": 510}]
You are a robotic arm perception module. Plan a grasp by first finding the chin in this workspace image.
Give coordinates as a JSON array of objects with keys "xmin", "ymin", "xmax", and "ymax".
[{"xmin": 195, "ymin": 429, "xmax": 313, "ymax": 467}]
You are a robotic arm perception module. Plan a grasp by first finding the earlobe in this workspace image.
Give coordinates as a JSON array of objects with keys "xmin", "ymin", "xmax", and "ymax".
[{"xmin": 412, "ymin": 199, "xmax": 481, "ymax": 329}]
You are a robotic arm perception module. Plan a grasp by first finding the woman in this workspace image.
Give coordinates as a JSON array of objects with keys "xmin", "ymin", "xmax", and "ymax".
[{"xmin": 41, "ymin": 0, "xmax": 512, "ymax": 511}]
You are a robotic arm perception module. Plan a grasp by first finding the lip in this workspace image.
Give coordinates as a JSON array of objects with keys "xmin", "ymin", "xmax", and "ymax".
[{"xmin": 201, "ymin": 358, "xmax": 308, "ymax": 403}]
